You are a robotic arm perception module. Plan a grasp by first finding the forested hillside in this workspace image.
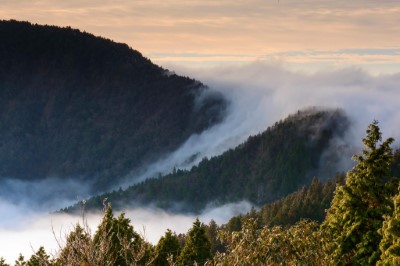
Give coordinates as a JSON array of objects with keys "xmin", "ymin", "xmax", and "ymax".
[
  {"xmin": 222, "ymin": 175, "xmax": 345, "ymax": 232},
  {"xmin": 0, "ymin": 20, "xmax": 226, "ymax": 191},
  {"xmin": 66, "ymin": 108, "xmax": 351, "ymax": 213},
  {"xmin": 223, "ymin": 148, "xmax": 400, "ymax": 231},
  {"xmin": 4, "ymin": 121, "xmax": 400, "ymax": 266}
]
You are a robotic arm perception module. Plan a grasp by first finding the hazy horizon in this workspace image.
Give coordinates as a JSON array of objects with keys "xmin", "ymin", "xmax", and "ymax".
[{"xmin": 0, "ymin": 1, "xmax": 399, "ymax": 74}]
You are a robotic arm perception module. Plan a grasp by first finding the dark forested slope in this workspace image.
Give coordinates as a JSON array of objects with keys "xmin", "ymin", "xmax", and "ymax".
[
  {"xmin": 71, "ymin": 108, "xmax": 350, "ymax": 212},
  {"xmin": 0, "ymin": 20, "xmax": 226, "ymax": 191},
  {"xmin": 223, "ymin": 141, "xmax": 400, "ymax": 232}
]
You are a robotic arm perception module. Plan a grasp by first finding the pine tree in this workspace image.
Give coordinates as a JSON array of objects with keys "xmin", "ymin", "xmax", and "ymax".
[
  {"xmin": 378, "ymin": 188, "xmax": 400, "ymax": 265},
  {"xmin": 56, "ymin": 223, "xmax": 91, "ymax": 265},
  {"xmin": 93, "ymin": 204, "xmax": 145, "ymax": 265},
  {"xmin": 205, "ymin": 219, "xmax": 224, "ymax": 254},
  {"xmin": 178, "ymin": 218, "xmax": 212, "ymax": 266},
  {"xmin": 26, "ymin": 247, "xmax": 51, "ymax": 266},
  {"xmin": 322, "ymin": 121, "xmax": 396, "ymax": 264},
  {"xmin": 0, "ymin": 257, "xmax": 9, "ymax": 266},
  {"xmin": 152, "ymin": 229, "xmax": 181, "ymax": 266},
  {"xmin": 14, "ymin": 254, "xmax": 26, "ymax": 266}
]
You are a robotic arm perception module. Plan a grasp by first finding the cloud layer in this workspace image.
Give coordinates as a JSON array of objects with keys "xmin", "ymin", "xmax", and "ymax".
[
  {"xmin": 124, "ymin": 62, "xmax": 400, "ymax": 188},
  {"xmin": 176, "ymin": 62, "xmax": 400, "ymax": 142},
  {"xmin": 0, "ymin": 200, "xmax": 251, "ymax": 263}
]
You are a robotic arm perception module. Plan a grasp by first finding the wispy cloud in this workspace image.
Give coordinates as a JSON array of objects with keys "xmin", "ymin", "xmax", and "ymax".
[{"xmin": 149, "ymin": 48, "xmax": 400, "ymax": 74}]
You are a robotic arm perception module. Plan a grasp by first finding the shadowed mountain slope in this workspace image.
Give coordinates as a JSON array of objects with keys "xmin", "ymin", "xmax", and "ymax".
[
  {"xmin": 0, "ymin": 20, "xmax": 226, "ymax": 191},
  {"xmin": 68, "ymin": 108, "xmax": 350, "ymax": 212}
]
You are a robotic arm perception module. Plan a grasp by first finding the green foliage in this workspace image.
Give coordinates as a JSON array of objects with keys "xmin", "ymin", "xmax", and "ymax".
[
  {"xmin": 7, "ymin": 119, "xmax": 400, "ymax": 266},
  {"xmin": 14, "ymin": 254, "xmax": 26, "ymax": 266},
  {"xmin": 322, "ymin": 121, "xmax": 397, "ymax": 265},
  {"xmin": 205, "ymin": 220, "xmax": 225, "ymax": 255},
  {"xmin": 92, "ymin": 204, "xmax": 146, "ymax": 265},
  {"xmin": 152, "ymin": 229, "xmax": 181, "ymax": 266},
  {"xmin": 56, "ymin": 223, "xmax": 91, "ymax": 264},
  {"xmin": 225, "ymin": 216, "xmax": 243, "ymax": 233},
  {"xmin": 0, "ymin": 20, "xmax": 225, "ymax": 191},
  {"xmin": 55, "ymin": 204, "xmax": 151, "ymax": 265},
  {"xmin": 214, "ymin": 218, "xmax": 326, "ymax": 265},
  {"xmin": 178, "ymin": 219, "xmax": 212, "ymax": 266},
  {"xmin": 378, "ymin": 188, "xmax": 400, "ymax": 265},
  {"xmin": 0, "ymin": 257, "xmax": 9, "ymax": 266},
  {"xmin": 76, "ymin": 108, "xmax": 349, "ymax": 213},
  {"xmin": 259, "ymin": 175, "xmax": 344, "ymax": 226},
  {"xmin": 220, "ymin": 175, "xmax": 344, "ymax": 234},
  {"xmin": 26, "ymin": 247, "xmax": 51, "ymax": 266}
]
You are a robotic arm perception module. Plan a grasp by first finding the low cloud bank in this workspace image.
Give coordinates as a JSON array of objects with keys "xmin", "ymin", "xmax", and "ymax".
[
  {"xmin": 182, "ymin": 62, "xmax": 400, "ymax": 142},
  {"xmin": 125, "ymin": 63, "xmax": 400, "ymax": 186},
  {"xmin": 0, "ymin": 177, "xmax": 91, "ymax": 212},
  {"xmin": 0, "ymin": 200, "xmax": 251, "ymax": 263}
]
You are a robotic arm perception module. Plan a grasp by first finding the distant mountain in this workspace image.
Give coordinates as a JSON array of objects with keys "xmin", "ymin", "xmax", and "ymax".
[
  {"xmin": 66, "ymin": 108, "xmax": 350, "ymax": 213},
  {"xmin": 0, "ymin": 20, "xmax": 226, "ymax": 191}
]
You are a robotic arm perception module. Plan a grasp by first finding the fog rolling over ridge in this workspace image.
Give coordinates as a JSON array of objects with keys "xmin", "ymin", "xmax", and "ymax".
[
  {"xmin": 127, "ymin": 62, "xmax": 400, "ymax": 189},
  {"xmin": 3, "ymin": 21, "xmax": 398, "ymax": 209},
  {"xmin": 3, "ymin": 62, "xmax": 399, "ymax": 213},
  {"xmin": 2, "ymin": 62, "xmax": 399, "ymax": 261},
  {"xmin": 171, "ymin": 62, "xmax": 400, "ymax": 155},
  {"xmin": 79, "ymin": 107, "xmax": 351, "ymax": 215}
]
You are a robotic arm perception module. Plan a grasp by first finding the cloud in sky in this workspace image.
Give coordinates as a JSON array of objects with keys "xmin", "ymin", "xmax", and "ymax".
[{"xmin": 0, "ymin": 0, "xmax": 399, "ymax": 71}]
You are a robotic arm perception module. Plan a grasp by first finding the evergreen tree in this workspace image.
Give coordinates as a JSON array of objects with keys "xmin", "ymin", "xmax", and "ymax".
[
  {"xmin": 152, "ymin": 229, "xmax": 181, "ymax": 266},
  {"xmin": 54, "ymin": 204, "xmax": 152, "ymax": 265},
  {"xmin": 14, "ymin": 254, "xmax": 26, "ymax": 266},
  {"xmin": 93, "ymin": 204, "xmax": 145, "ymax": 265},
  {"xmin": 56, "ymin": 223, "xmax": 91, "ymax": 265},
  {"xmin": 0, "ymin": 257, "xmax": 9, "ymax": 266},
  {"xmin": 322, "ymin": 121, "xmax": 396, "ymax": 264},
  {"xmin": 26, "ymin": 247, "xmax": 50, "ymax": 266},
  {"xmin": 205, "ymin": 220, "xmax": 225, "ymax": 254},
  {"xmin": 178, "ymin": 218, "xmax": 212, "ymax": 266},
  {"xmin": 378, "ymin": 188, "xmax": 400, "ymax": 265}
]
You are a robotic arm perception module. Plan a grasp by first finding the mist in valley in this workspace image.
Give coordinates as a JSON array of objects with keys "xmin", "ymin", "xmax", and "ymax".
[{"xmin": 1, "ymin": 62, "xmax": 400, "ymax": 261}]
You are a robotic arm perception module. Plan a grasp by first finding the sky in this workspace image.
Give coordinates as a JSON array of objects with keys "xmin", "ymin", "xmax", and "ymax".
[{"xmin": 1, "ymin": 0, "xmax": 400, "ymax": 73}]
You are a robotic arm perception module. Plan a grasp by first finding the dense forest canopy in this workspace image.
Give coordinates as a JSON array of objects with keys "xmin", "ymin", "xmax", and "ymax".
[
  {"xmin": 64, "ymin": 108, "xmax": 351, "ymax": 213},
  {"xmin": 2, "ymin": 20, "xmax": 400, "ymax": 265},
  {"xmin": 2, "ymin": 121, "xmax": 399, "ymax": 266},
  {"xmin": 0, "ymin": 20, "xmax": 226, "ymax": 192}
]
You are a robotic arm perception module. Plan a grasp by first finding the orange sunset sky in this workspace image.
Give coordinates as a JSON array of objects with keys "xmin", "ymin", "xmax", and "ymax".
[{"xmin": 1, "ymin": 0, "xmax": 400, "ymax": 73}]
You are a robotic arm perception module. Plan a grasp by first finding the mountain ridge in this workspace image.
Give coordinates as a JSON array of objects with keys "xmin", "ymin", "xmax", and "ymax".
[
  {"xmin": 0, "ymin": 20, "xmax": 227, "ymax": 192},
  {"xmin": 64, "ymin": 108, "xmax": 351, "ymax": 213}
]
